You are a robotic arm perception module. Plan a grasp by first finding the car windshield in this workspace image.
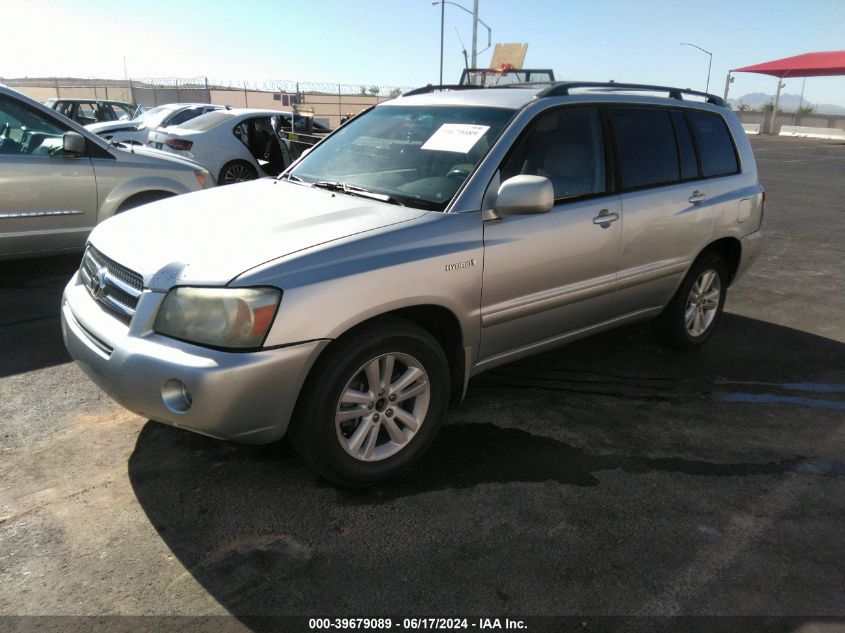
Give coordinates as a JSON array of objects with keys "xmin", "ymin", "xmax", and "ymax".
[{"xmin": 288, "ymin": 105, "xmax": 516, "ymax": 210}]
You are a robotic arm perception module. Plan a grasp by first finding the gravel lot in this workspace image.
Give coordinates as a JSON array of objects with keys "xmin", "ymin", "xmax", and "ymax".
[{"xmin": 1, "ymin": 136, "xmax": 843, "ymax": 629}]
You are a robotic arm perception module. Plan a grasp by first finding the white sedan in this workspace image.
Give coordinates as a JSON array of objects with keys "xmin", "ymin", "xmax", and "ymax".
[
  {"xmin": 87, "ymin": 103, "xmax": 226, "ymax": 145},
  {"xmin": 146, "ymin": 109, "xmax": 294, "ymax": 185}
]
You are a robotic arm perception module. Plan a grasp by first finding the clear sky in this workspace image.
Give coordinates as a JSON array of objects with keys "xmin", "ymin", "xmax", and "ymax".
[{"xmin": 3, "ymin": 0, "xmax": 844, "ymax": 106}]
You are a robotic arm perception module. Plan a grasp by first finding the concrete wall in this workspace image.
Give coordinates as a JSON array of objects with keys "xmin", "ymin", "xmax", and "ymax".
[
  {"xmin": 738, "ymin": 111, "xmax": 845, "ymax": 135},
  {"xmin": 8, "ymin": 79, "xmax": 393, "ymax": 128}
]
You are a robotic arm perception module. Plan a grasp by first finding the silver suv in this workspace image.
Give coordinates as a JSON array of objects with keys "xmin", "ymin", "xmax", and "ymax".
[
  {"xmin": 0, "ymin": 85, "xmax": 212, "ymax": 260},
  {"xmin": 61, "ymin": 82, "xmax": 765, "ymax": 485}
]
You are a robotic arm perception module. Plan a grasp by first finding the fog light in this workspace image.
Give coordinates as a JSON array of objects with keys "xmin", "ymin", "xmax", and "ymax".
[{"xmin": 162, "ymin": 379, "xmax": 193, "ymax": 413}]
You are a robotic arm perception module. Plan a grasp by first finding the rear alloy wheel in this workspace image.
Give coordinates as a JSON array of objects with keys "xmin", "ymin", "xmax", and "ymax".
[
  {"xmin": 289, "ymin": 317, "xmax": 450, "ymax": 486},
  {"xmin": 219, "ymin": 160, "xmax": 258, "ymax": 185},
  {"xmin": 656, "ymin": 251, "xmax": 728, "ymax": 350},
  {"xmin": 684, "ymin": 269, "xmax": 722, "ymax": 337}
]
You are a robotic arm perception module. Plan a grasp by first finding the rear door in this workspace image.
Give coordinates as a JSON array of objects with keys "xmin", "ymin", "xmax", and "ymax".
[
  {"xmin": 0, "ymin": 95, "xmax": 97, "ymax": 257},
  {"xmin": 479, "ymin": 106, "xmax": 621, "ymax": 362},
  {"xmin": 610, "ymin": 106, "xmax": 714, "ymax": 315}
]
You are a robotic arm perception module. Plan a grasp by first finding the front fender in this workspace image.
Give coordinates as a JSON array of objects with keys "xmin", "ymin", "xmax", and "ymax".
[{"xmin": 98, "ymin": 176, "xmax": 194, "ymax": 222}]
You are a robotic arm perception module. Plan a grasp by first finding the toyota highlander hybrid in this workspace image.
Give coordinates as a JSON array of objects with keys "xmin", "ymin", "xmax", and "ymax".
[{"xmin": 61, "ymin": 82, "xmax": 765, "ymax": 485}]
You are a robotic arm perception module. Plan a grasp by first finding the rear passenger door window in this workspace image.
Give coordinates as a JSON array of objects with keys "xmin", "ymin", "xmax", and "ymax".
[
  {"xmin": 609, "ymin": 107, "xmax": 679, "ymax": 189},
  {"xmin": 687, "ymin": 110, "xmax": 739, "ymax": 177},
  {"xmin": 501, "ymin": 107, "xmax": 606, "ymax": 200}
]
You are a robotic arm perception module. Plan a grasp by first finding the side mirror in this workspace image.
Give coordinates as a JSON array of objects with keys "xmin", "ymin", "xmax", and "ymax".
[
  {"xmin": 63, "ymin": 132, "xmax": 87, "ymax": 155},
  {"xmin": 494, "ymin": 175, "xmax": 554, "ymax": 216}
]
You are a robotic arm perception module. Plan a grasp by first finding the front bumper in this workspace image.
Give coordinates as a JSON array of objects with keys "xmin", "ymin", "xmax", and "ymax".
[
  {"xmin": 61, "ymin": 272, "xmax": 327, "ymax": 444},
  {"xmin": 734, "ymin": 228, "xmax": 765, "ymax": 282}
]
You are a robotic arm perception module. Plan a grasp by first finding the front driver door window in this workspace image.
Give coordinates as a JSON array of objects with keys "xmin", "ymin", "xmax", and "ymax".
[
  {"xmin": 478, "ymin": 106, "xmax": 622, "ymax": 363},
  {"xmin": 0, "ymin": 96, "xmax": 97, "ymax": 257}
]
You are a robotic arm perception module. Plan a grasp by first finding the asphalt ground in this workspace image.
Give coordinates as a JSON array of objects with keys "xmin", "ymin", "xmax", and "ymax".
[{"xmin": 1, "ymin": 136, "xmax": 844, "ymax": 629}]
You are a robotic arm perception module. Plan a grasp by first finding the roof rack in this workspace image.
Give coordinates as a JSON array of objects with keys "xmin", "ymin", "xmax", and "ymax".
[
  {"xmin": 402, "ymin": 84, "xmax": 480, "ymax": 97},
  {"xmin": 536, "ymin": 82, "xmax": 727, "ymax": 106}
]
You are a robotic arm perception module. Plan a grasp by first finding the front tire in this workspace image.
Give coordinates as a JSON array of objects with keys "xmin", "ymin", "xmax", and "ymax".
[
  {"xmin": 289, "ymin": 317, "xmax": 450, "ymax": 486},
  {"xmin": 655, "ymin": 251, "xmax": 728, "ymax": 350}
]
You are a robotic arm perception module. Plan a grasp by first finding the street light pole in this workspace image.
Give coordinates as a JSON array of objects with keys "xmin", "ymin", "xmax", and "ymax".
[
  {"xmin": 681, "ymin": 42, "xmax": 713, "ymax": 93},
  {"xmin": 471, "ymin": 0, "xmax": 479, "ymax": 69},
  {"xmin": 439, "ymin": 0, "xmax": 444, "ymax": 84}
]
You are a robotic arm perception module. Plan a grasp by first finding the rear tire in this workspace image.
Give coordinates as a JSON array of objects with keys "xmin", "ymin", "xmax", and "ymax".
[
  {"xmin": 655, "ymin": 251, "xmax": 728, "ymax": 350},
  {"xmin": 218, "ymin": 160, "xmax": 258, "ymax": 185},
  {"xmin": 288, "ymin": 317, "xmax": 450, "ymax": 487}
]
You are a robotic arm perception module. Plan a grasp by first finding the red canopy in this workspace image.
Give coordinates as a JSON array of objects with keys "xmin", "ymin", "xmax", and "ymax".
[{"xmin": 733, "ymin": 50, "xmax": 845, "ymax": 78}]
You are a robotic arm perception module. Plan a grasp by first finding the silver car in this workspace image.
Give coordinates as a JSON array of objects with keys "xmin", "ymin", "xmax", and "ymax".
[
  {"xmin": 0, "ymin": 85, "xmax": 213, "ymax": 260},
  {"xmin": 61, "ymin": 82, "xmax": 765, "ymax": 485}
]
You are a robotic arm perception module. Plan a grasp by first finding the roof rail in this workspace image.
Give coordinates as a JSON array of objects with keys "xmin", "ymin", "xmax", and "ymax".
[
  {"xmin": 536, "ymin": 82, "xmax": 727, "ymax": 107},
  {"xmin": 401, "ymin": 84, "xmax": 479, "ymax": 97}
]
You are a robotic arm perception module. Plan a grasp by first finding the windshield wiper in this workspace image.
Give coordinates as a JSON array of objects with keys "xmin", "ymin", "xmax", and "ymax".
[
  {"xmin": 280, "ymin": 173, "xmax": 306, "ymax": 183},
  {"xmin": 311, "ymin": 181, "xmax": 404, "ymax": 206}
]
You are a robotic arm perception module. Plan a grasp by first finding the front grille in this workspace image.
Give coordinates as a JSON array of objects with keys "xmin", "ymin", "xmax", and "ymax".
[{"xmin": 79, "ymin": 246, "xmax": 144, "ymax": 321}]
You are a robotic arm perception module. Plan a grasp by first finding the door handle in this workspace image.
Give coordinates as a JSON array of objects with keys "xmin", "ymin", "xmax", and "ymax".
[
  {"xmin": 688, "ymin": 190, "xmax": 707, "ymax": 204},
  {"xmin": 592, "ymin": 209, "xmax": 619, "ymax": 227}
]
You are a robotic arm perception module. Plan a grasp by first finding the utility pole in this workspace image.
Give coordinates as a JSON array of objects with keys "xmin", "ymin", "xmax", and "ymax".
[{"xmin": 723, "ymin": 71, "xmax": 734, "ymax": 101}]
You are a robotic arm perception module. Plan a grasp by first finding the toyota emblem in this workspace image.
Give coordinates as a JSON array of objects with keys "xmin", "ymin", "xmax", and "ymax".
[{"xmin": 89, "ymin": 266, "xmax": 108, "ymax": 299}]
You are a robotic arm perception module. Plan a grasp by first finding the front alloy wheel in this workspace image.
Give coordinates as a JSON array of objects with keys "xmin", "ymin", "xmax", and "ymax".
[
  {"xmin": 336, "ymin": 353, "xmax": 430, "ymax": 462},
  {"xmin": 289, "ymin": 317, "xmax": 450, "ymax": 486}
]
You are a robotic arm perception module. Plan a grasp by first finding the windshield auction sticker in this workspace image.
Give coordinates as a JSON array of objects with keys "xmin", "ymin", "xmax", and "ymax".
[{"xmin": 421, "ymin": 124, "xmax": 490, "ymax": 153}]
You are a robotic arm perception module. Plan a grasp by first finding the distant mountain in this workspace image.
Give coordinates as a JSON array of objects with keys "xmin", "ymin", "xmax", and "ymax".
[{"xmin": 728, "ymin": 92, "xmax": 845, "ymax": 115}]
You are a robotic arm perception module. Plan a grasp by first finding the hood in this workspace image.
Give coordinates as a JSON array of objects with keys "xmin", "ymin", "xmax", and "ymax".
[
  {"xmin": 88, "ymin": 179, "xmax": 430, "ymax": 289},
  {"xmin": 86, "ymin": 120, "xmax": 141, "ymax": 134}
]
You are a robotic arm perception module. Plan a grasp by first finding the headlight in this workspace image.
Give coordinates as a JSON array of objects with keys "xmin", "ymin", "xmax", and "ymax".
[{"xmin": 154, "ymin": 287, "xmax": 281, "ymax": 349}]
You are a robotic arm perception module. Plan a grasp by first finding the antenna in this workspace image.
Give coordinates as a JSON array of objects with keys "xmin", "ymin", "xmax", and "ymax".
[{"xmin": 454, "ymin": 27, "xmax": 469, "ymax": 70}]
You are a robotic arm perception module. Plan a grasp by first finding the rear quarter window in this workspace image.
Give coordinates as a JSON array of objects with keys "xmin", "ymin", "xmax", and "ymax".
[{"xmin": 687, "ymin": 110, "xmax": 739, "ymax": 177}]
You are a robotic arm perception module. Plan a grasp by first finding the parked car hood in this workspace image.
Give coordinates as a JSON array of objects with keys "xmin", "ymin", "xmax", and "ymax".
[
  {"xmin": 87, "ymin": 179, "xmax": 430, "ymax": 289},
  {"xmin": 86, "ymin": 120, "xmax": 141, "ymax": 134}
]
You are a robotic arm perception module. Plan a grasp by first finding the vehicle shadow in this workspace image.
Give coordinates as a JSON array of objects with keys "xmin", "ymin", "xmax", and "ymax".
[
  {"xmin": 0, "ymin": 254, "xmax": 80, "ymax": 377},
  {"xmin": 128, "ymin": 313, "xmax": 845, "ymax": 620}
]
